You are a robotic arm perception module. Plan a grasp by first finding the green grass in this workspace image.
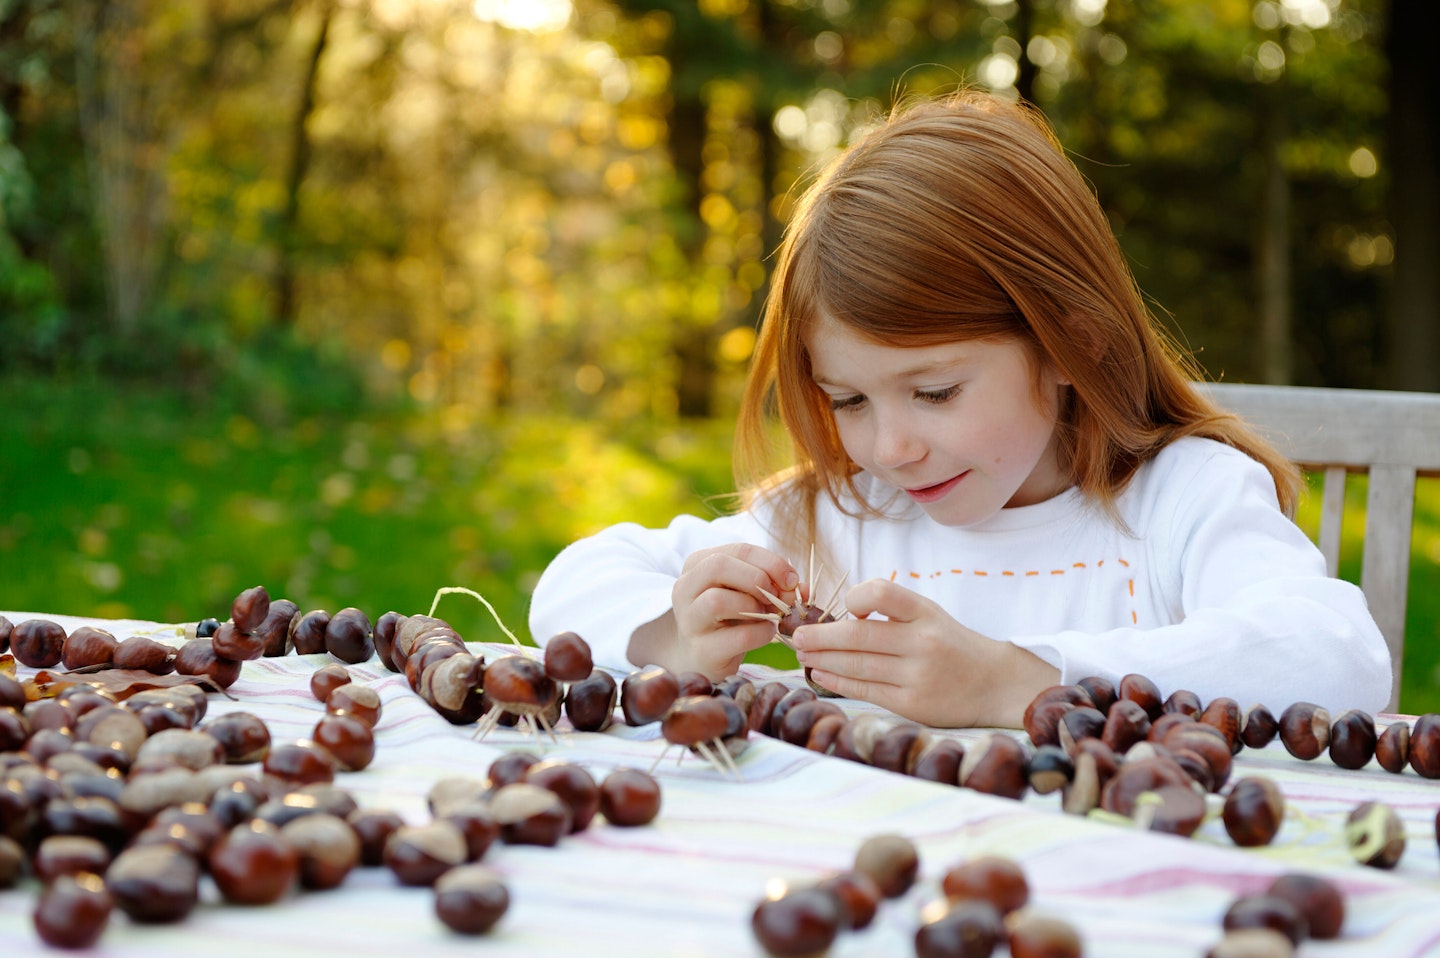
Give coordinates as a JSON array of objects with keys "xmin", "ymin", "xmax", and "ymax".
[{"xmin": 3, "ymin": 378, "xmax": 1437, "ymax": 713}]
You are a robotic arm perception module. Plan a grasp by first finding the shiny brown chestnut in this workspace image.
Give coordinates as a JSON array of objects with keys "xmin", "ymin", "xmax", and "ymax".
[
  {"xmin": 959, "ymin": 733, "xmax": 1030, "ymax": 800},
  {"xmin": 201, "ymin": 711, "xmax": 272, "ymax": 764},
  {"xmin": 598, "ymin": 768, "xmax": 661, "ymax": 826},
  {"xmin": 1277, "ymin": 702, "xmax": 1330, "ymax": 760},
  {"xmin": 480, "ymin": 655, "xmax": 560, "ymax": 733},
  {"xmin": 440, "ymin": 800, "xmax": 500, "ymax": 861},
  {"xmin": 280, "ymin": 812, "xmax": 361, "ymax": 889},
  {"xmin": 257, "ymin": 598, "xmax": 299, "ymax": 657},
  {"xmin": 1240, "ymin": 704, "xmax": 1278, "ymax": 749},
  {"xmin": 1266, "ymin": 873, "xmax": 1344, "ymax": 940},
  {"xmin": 208, "ymin": 820, "xmax": 299, "ymax": 904},
  {"xmin": 1199, "ymin": 697, "xmax": 1242, "ymax": 754},
  {"xmin": 11, "ymin": 618, "xmax": 67, "ymax": 669},
  {"xmin": 325, "ymin": 683, "xmax": 383, "ymax": 728},
  {"xmin": 564, "ymin": 669, "xmax": 619, "ymax": 732},
  {"xmin": 915, "ymin": 899, "xmax": 1004, "ymax": 958},
  {"xmin": 1101, "ymin": 698, "xmax": 1152, "ymax": 754},
  {"xmin": 1162, "ymin": 688, "xmax": 1203, "ymax": 717},
  {"xmin": 489, "ymin": 782, "xmax": 571, "ymax": 846},
  {"xmin": 1026, "ymin": 744, "xmax": 1074, "ymax": 795},
  {"xmin": 291, "ymin": 610, "xmax": 331, "ymax": 656},
  {"xmin": 543, "ymin": 631, "xmax": 594, "ymax": 683},
  {"xmin": 312, "ymin": 713, "xmax": 376, "ymax": 771},
  {"xmin": 326, "ymin": 607, "xmax": 374, "ymax": 664},
  {"xmin": 752, "ymin": 885, "xmax": 844, "ymax": 957},
  {"xmin": 173, "ymin": 639, "xmax": 242, "ymax": 688},
  {"xmin": 485, "ymin": 752, "xmax": 542, "ymax": 790},
  {"xmin": 33, "ymin": 872, "xmax": 112, "ymax": 949},
  {"xmin": 815, "ymin": 869, "xmax": 883, "ymax": 931},
  {"xmin": 1006, "ymin": 909, "xmax": 1084, "ymax": 958},
  {"xmin": 1076, "ymin": 675, "xmax": 1117, "ymax": 715},
  {"xmin": 1222, "ymin": 894, "xmax": 1308, "ymax": 946},
  {"xmin": 853, "ymin": 833, "xmax": 919, "ymax": 898},
  {"xmin": 1345, "ymin": 801, "xmax": 1405, "ymax": 868},
  {"xmin": 1408, "ymin": 712, "xmax": 1440, "ymax": 778},
  {"xmin": 870, "ymin": 722, "xmax": 930, "ymax": 776},
  {"xmin": 435, "ymin": 864, "xmax": 510, "ymax": 935},
  {"xmin": 112, "ymin": 635, "xmax": 178, "ymax": 674},
  {"xmin": 211, "ymin": 621, "xmax": 265, "ymax": 661},
  {"xmin": 310, "ymin": 664, "xmax": 353, "ymax": 703},
  {"xmin": 941, "ymin": 855, "xmax": 1029, "ymax": 914},
  {"xmin": 1375, "ymin": 720, "xmax": 1410, "ymax": 773},
  {"xmin": 619, "ymin": 665, "xmax": 681, "ymax": 726},
  {"xmin": 913, "ymin": 738, "xmax": 966, "ymax": 786},
  {"xmin": 105, "ymin": 843, "xmax": 201, "ymax": 922},
  {"xmin": 1117, "ymin": 673, "xmax": 1163, "ymax": 720},
  {"xmin": 1205, "ymin": 928, "xmax": 1295, "ymax": 958},
  {"xmin": 372, "ymin": 610, "xmax": 405, "ymax": 672},
  {"xmin": 384, "ymin": 821, "xmax": 468, "ymax": 886},
  {"xmin": 1329, "ymin": 709, "xmax": 1378, "ymax": 770},
  {"xmin": 231, "ymin": 585, "xmax": 271, "ymax": 633},
  {"xmin": 348, "ymin": 807, "xmax": 406, "ymax": 866},
  {"xmin": 61, "ymin": 626, "xmax": 119, "ymax": 670},
  {"xmin": 262, "ymin": 740, "xmax": 338, "ymax": 788},
  {"xmin": 1222, "ymin": 776, "xmax": 1285, "ymax": 847},
  {"xmin": 524, "ymin": 759, "xmax": 600, "ymax": 833},
  {"xmin": 34, "ymin": 835, "xmax": 111, "ymax": 884}
]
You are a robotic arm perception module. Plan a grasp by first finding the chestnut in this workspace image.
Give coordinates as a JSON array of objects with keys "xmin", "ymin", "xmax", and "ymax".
[
  {"xmin": 33, "ymin": 834, "xmax": 111, "ymax": 884},
  {"xmin": 752, "ymin": 885, "xmax": 844, "ymax": 958},
  {"xmin": 434, "ymin": 864, "xmax": 510, "ymax": 935},
  {"xmin": 1222, "ymin": 893, "xmax": 1308, "ymax": 946},
  {"xmin": 173, "ymin": 639, "xmax": 242, "ymax": 689},
  {"xmin": 959, "ymin": 733, "xmax": 1030, "ymax": 800},
  {"xmin": 105, "ymin": 843, "xmax": 201, "ymax": 922},
  {"xmin": 1328, "ymin": 709, "xmax": 1377, "ymax": 770},
  {"xmin": 1057, "ymin": 706, "xmax": 1105, "ymax": 753},
  {"xmin": 1198, "ymin": 697, "xmax": 1242, "ymax": 754},
  {"xmin": 489, "ymin": 782, "xmax": 571, "ymax": 846},
  {"xmin": 312, "ymin": 713, "xmax": 376, "ymax": 772},
  {"xmin": 1117, "ymin": 673, "xmax": 1163, "ymax": 720},
  {"xmin": 326, "ymin": 607, "xmax": 374, "ymax": 664},
  {"xmin": 441, "ymin": 801, "xmax": 501, "ymax": 861},
  {"xmin": 262, "ymin": 740, "xmax": 338, "ymax": 789},
  {"xmin": 11, "ymin": 618, "xmax": 67, "ymax": 669},
  {"xmin": 1100, "ymin": 698, "xmax": 1151, "ymax": 754},
  {"xmin": 1408, "ymin": 712, "xmax": 1440, "ymax": 778},
  {"xmin": 148, "ymin": 802, "xmax": 226, "ymax": 856},
  {"xmin": 208, "ymin": 820, "xmax": 299, "ymax": 904},
  {"xmin": 201, "ymin": 711, "xmax": 272, "ymax": 764},
  {"xmin": 598, "ymin": 768, "xmax": 661, "ymax": 826},
  {"xmin": 481, "ymin": 654, "xmax": 559, "ymax": 732},
  {"xmin": 1162, "ymin": 688, "xmax": 1203, "ymax": 717},
  {"xmin": 325, "ymin": 682, "xmax": 383, "ymax": 728},
  {"xmin": 815, "ymin": 869, "xmax": 883, "ymax": 931},
  {"xmin": 112, "ymin": 635, "xmax": 178, "ymax": 674},
  {"xmin": 543, "ymin": 631, "xmax": 594, "ymax": 683},
  {"xmin": 1266, "ymin": 873, "xmax": 1344, "ymax": 940},
  {"xmin": 1026, "ymin": 744, "xmax": 1074, "ymax": 795},
  {"xmin": 767, "ymin": 687, "xmax": 819, "ymax": 739},
  {"xmin": 915, "ymin": 899, "xmax": 1004, "ymax": 958},
  {"xmin": 349, "ymin": 807, "xmax": 407, "ymax": 866},
  {"xmin": 280, "ymin": 812, "xmax": 361, "ymax": 889},
  {"xmin": 747, "ymin": 681, "xmax": 791, "ymax": 737},
  {"xmin": 853, "ymin": 833, "xmax": 918, "ymax": 898},
  {"xmin": 1006, "ymin": 909, "xmax": 1083, "ymax": 958},
  {"xmin": 940, "ymin": 855, "xmax": 1029, "ymax": 914},
  {"xmin": 778, "ymin": 699, "xmax": 846, "ymax": 749},
  {"xmin": 211, "ymin": 621, "xmax": 265, "ymax": 661},
  {"xmin": 291, "ymin": 610, "xmax": 332, "ymax": 656},
  {"xmin": 871, "ymin": 722, "xmax": 930, "ymax": 776},
  {"xmin": 33, "ymin": 872, "xmax": 112, "ymax": 949},
  {"xmin": 231, "ymin": 585, "xmax": 271, "ymax": 633},
  {"xmin": 1375, "ymin": 720, "xmax": 1410, "ymax": 773},
  {"xmin": 1222, "ymin": 776, "xmax": 1285, "ymax": 847},
  {"xmin": 384, "ymin": 821, "xmax": 468, "ymax": 886},
  {"xmin": 1277, "ymin": 702, "xmax": 1330, "ymax": 761},
  {"xmin": 310, "ymin": 664, "xmax": 353, "ymax": 703},
  {"xmin": 1240, "ymin": 704, "xmax": 1278, "ymax": 749},
  {"xmin": 561, "ymin": 670, "xmax": 617, "ymax": 732},
  {"xmin": 257, "ymin": 598, "xmax": 299, "ymax": 657},
  {"xmin": 372, "ymin": 610, "xmax": 404, "ymax": 672},
  {"xmin": 913, "ymin": 738, "xmax": 966, "ymax": 786},
  {"xmin": 1205, "ymin": 928, "xmax": 1295, "ymax": 958},
  {"xmin": 1345, "ymin": 801, "xmax": 1405, "ymax": 868},
  {"xmin": 61, "ymin": 625, "xmax": 118, "ymax": 670},
  {"xmin": 0, "ymin": 835, "xmax": 22, "ymax": 888},
  {"xmin": 524, "ymin": 759, "xmax": 600, "ymax": 833},
  {"xmin": 1076, "ymin": 674, "xmax": 1117, "ymax": 715}
]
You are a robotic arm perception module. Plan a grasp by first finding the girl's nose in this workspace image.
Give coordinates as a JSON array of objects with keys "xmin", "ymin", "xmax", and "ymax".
[{"xmin": 870, "ymin": 409, "xmax": 927, "ymax": 469}]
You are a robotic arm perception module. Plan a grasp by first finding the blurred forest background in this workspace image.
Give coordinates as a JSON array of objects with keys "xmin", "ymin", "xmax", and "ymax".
[{"xmin": 3, "ymin": 0, "xmax": 1438, "ymax": 709}]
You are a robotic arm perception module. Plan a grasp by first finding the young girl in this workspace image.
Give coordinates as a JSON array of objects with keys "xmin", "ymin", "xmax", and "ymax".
[{"xmin": 528, "ymin": 89, "xmax": 1391, "ymax": 729}]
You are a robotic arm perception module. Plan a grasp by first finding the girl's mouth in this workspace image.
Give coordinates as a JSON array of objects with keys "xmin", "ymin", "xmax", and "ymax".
[{"xmin": 905, "ymin": 472, "xmax": 967, "ymax": 503}]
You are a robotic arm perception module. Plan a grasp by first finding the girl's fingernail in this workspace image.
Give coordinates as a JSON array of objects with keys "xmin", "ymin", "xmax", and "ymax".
[
  {"xmin": 783, "ymin": 571, "xmax": 799, "ymax": 590},
  {"xmin": 791, "ymin": 627, "xmax": 806, "ymax": 648},
  {"xmin": 795, "ymin": 650, "xmax": 809, "ymax": 664}
]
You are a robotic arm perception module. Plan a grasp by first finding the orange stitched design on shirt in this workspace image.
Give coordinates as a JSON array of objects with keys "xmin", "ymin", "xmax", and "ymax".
[{"xmin": 883, "ymin": 557, "xmax": 1138, "ymax": 626}]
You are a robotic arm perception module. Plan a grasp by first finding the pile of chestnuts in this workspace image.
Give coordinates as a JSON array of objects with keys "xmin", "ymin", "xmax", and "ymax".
[{"xmin": 752, "ymin": 833, "xmax": 1083, "ymax": 958}]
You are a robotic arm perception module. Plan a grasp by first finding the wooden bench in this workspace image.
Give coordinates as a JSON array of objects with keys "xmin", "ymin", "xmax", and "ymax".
[{"xmin": 1203, "ymin": 382, "xmax": 1440, "ymax": 712}]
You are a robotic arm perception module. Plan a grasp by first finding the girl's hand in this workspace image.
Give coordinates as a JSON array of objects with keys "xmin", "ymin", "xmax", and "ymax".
[
  {"xmin": 631, "ymin": 543, "xmax": 800, "ymax": 680},
  {"xmin": 790, "ymin": 578, "xmax": 1058, "ymax": 728}
]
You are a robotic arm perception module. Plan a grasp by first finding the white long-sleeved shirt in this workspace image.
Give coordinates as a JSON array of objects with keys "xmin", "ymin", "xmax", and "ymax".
[{"xmin": 528, "ymin": 437, "xmax": 1392, "ymax": 717}]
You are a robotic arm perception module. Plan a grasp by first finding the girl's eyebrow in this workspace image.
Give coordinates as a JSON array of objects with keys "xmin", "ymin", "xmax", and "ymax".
[{"xmin": 813, "ymin": 357, "xmax": 967, "ymax": 386}]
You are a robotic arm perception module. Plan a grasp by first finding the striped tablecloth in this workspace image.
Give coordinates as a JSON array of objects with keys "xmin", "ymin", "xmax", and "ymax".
[{"xmin": 2, "ymin": 612, "xmax": 1438, "ymax": 957}]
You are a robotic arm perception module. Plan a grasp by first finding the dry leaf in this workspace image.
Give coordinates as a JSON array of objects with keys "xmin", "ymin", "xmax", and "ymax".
[{"xmin": 30, "ymin": 669, "xmax": 230, "ymax": 701}]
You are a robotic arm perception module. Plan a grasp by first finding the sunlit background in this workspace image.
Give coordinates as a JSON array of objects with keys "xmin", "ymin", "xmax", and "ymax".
[{"xmin": 2, "ymin": 0, "xmax": 1436, "ymax": 708}]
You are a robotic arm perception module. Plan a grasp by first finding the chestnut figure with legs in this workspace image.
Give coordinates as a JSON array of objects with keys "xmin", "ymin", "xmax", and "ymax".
[{"xmin": 529, "ymin": 89, "xmax": 1391, "ymax": 728}]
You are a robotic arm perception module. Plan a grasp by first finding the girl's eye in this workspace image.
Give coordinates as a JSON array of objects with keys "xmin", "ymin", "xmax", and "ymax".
[
  {"xmin": 829, "ymin": 394, "xmax": 866, "ymax": 413},
  {"xmin": 916, "ymin": 385, "xmax": 961, "ymax": 404}
]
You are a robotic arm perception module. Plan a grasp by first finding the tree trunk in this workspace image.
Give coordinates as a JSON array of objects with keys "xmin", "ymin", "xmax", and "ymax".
[
  {"xmin": 1256, "ymin": 81, "xmax": 1292, "ymax": 385},
  {"xmin": 274, "ymin": 2, "xmax": 332, "ymax": 328},
  {"xmin": 1384, "ymin": 0, "xmax": 1440, "ymax": 391}
]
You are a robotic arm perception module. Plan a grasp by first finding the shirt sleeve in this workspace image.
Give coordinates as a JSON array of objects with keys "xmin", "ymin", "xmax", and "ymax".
[
  {"xmin": 1008, "ymin": 448, "xmax": 1394, "ymax": 716},
  {"xmin": 527, "ymin": 510, "xmax": 772, "ymax": 672}
]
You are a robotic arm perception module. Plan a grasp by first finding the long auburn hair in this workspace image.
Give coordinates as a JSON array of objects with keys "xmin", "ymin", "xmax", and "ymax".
[{"xmin": 735, "ymin": 89, "xmax": 1298, "ymax": 552}]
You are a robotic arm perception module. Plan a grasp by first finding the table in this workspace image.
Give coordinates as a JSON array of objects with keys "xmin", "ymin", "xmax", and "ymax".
[{"xmin": 2, "ymin": 611, "xmax": 1438, "ymax": 957}]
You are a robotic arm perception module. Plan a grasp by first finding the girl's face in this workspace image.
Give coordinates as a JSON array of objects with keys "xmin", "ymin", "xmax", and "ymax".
[{"xmin": 804, "ymin": 313, "xmax": 1069, "ymax": 526}]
